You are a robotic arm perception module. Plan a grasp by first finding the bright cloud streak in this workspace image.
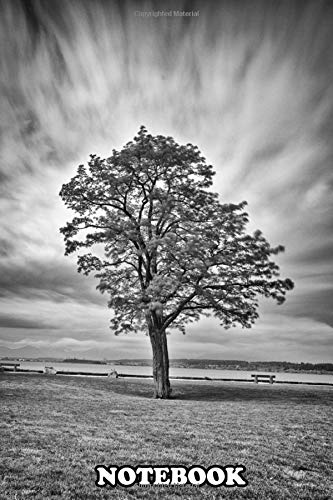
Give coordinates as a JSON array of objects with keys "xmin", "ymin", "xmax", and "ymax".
[{"xmin": 0, "ymin": 0, "xmax": 332, "ymax": 361}]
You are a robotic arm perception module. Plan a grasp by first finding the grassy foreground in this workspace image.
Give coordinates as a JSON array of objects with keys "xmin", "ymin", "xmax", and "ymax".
[{"xmin": 0, "ymin": 373, "xmax": 332, "ymax": 499}]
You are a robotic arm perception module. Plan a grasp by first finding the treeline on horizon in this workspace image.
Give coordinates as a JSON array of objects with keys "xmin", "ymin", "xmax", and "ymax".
[
  {"xmin": 112, "ymin": 358, "xmax": 333, "ymax": 372},
  {"xmin": 62, "ymin": 358, "xmax": 107, "ymax": 364},
  {"xmin": 1, "ymin": 357, "xmax": 332, "ymax": 372}
]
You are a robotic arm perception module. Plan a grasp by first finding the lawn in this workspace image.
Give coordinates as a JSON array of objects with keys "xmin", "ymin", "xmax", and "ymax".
[{"xmin": 0, "ymin": 373, "xmax": 332, "ymax": 499}]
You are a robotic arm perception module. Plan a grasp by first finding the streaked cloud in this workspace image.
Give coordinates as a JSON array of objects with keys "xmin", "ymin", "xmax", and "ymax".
[{"xmin": 0, "ymin": 0, "xmax": 332, "ymax": 361}]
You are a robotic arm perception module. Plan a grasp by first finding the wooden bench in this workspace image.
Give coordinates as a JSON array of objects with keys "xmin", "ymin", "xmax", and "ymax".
[
  {"xmin": 0, "ymin": 362, "xmax": 20, "ymax": 372},
  {"xmin": 251, "ymin": 373, "xmax": 276, "ymax": 384}
]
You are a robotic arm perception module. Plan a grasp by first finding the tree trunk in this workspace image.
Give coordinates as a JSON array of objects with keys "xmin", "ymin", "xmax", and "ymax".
[{"xmin": 149, "ymin": 327, "xmax": 171, "ymax": 399}]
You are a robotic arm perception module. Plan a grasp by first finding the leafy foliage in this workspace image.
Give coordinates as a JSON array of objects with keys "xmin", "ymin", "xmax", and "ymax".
[{"xmin": 60, "ymin": 126, "xmax": 293, "ymax": 335}]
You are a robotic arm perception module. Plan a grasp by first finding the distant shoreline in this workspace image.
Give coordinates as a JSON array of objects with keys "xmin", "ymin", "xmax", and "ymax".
[{"xmin": 1, "ymin": 357, "xmax": 332, "ymax": 375}]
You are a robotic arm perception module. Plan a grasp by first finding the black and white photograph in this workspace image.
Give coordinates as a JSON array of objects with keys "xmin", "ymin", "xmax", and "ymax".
[{"xmin": 0, "ymin": 0, "xmax": 332, "ymax": 498}]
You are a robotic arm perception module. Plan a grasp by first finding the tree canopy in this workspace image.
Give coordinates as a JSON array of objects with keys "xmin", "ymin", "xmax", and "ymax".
[{"xmin": 59, "ymin": 126, "xmax": 293, "ymax": 397}]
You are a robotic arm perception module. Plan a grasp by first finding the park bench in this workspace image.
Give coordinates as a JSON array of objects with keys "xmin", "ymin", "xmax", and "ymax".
[
  {"xmin": 0, "ymin": 362, "xmax": 20, "ymax": 372},
  {"xmin": 251, "ymin": 373, "xmax": 276, "ymax": 384}
]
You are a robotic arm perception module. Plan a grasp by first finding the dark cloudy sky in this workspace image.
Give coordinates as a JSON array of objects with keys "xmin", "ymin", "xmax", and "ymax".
[{"xmin": 0, "ymin": 0, "xmax": 332, "ymax": 362}]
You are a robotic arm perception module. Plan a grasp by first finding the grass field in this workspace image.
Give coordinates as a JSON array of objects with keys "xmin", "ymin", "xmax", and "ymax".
[{"xmin": 1, "ymin": 373, "xmax": 332, "ymax": 499}]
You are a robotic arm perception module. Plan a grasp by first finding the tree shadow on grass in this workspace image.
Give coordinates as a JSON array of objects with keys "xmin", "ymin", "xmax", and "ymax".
[
  {"xmin": 107, "ymin": 378, "xmax": 333, "ymax": 406},
  {"xmin": 2, "ymin": 373, "xmax": 331, "ymax": 407},
  {"xmin": 172, "ymin": 383, "xmax": 333, "ymax": 405}
]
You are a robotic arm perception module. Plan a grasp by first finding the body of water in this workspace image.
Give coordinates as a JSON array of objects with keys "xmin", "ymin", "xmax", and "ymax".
[{"xmin": 13, "ymin": 361, "xmax": 333, "ymax": 384}]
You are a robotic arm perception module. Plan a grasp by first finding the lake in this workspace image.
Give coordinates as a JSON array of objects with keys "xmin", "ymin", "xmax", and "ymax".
[{"xmin": 16, "ymin": 361, "xmax": 333, "ymax": 385}]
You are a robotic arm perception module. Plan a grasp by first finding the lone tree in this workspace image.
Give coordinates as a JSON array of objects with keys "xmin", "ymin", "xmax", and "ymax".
[{"xmin": 59, "ymin": 126, "xmax": 293, "ymax": 398}]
